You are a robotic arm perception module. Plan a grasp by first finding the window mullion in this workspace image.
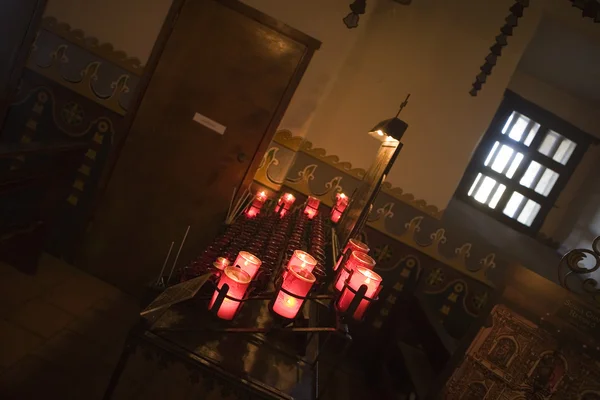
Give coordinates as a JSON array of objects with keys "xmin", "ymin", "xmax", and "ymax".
[
  {"xmin": 513, "ymin": 195, "xmax": 528, "ymax": 220},
  {"xmin": 500, "ymin": 113, "xmax": 518, "ymax": 136},
  {"xmin": 483, "ymin": 168, "xmax": 547, "ymax": 204},
  {"xmin": 493, "ymin": 181, "xmax": 516, "ymax": 215}
]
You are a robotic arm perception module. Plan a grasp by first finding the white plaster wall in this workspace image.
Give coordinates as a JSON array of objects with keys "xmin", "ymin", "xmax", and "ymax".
[
  {"xmin": 240, "ymin": 0, "xmax": 379, "ymax": 139},
  {"xmin": 302, "ymin": 0, "xmax": 542, "ymax": 210}
]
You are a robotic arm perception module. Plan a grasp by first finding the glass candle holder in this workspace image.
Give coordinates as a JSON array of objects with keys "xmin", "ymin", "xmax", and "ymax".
[
  {"xmin": 272, "ymin": 265, "xmax": 316, "ymax": 319},
  {"xmin": 214, "ymin": 257, "xmax": 230, "ymax": 271},
  {"xmin": 208, "ymin": 266, "xmax": 252, "ymax": 320},
  {"xmin": 334, "ymin": 239, "xmax": 370, "ymax": 271},
  {"xmin": 275, "ymin": 193, "xmax": 296, "ymax": 216},
  {"xmin": 245, "ymin": 205, "xmax": 259, "ymax": 218},
  {"xmin": 330, "ymin": 193, "xmax": 349, "ymax": 223},
  {"xmin": 336, "ymin": 267, "xmax": 382, "ymax": 320},
  {"xmin": 234, "ymin": 251, "xmax": 262, "ymax": 280},
  {"xmin": 304, "ymin": 196, "xmax": 320, "ymax": 219},
  {"xmin": 330, "ymin": 207, "xmax": 344, "ymax": 223},
  {"xmin": 334, "ymin": 250, "xmax": 375, "ymax": 292},
  {"xmin": 307, "ymin": 196, "xmax": 320, "ymax": 208},
  {"xmin": 287, "ymin": 250, "xmax": 317, "ymax": 273},
  {"xmin": 246, "ymin": 191, "xmax": 268, "ymax": 218}
]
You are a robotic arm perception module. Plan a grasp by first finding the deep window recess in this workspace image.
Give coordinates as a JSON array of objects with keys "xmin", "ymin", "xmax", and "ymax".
[{"xmin": 458, "ymin": 91, "xmax": 592, "ymax": 234}]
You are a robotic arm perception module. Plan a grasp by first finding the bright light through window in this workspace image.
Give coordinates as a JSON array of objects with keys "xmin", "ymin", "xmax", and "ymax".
[
  {"xmin": 474, "ymin": 176, "xmax": 496, "ymax": 204},
  {"xmin": 488, "ymin": 184, "xmax": 506, "ymax": 209},
  {"xmin": 463, "ymin": 93, "xmax": 586, "ymax": 231},
  {"xmin": 491, "ymin": 145, "xmax": 514, "ymax": 174},
  {"xmin": 517, "ymin": 199, "xmax": 541, "ymax": 227},
  {"xmin": 503, "ymin": 191, "xmax": 524, "ymax": 218},
  {"xmin": 506, "ymin": 153, "xmax": 524, "ymax": 178},
  {"xmin": 520, "ymin": 161, "xmax": 542, "ymax": 188}
]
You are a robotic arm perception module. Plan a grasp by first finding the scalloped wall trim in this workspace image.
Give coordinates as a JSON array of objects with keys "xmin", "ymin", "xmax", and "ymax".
[{"xmin": 42, "ymin": 17, "xmax": 144, "ymax": 76}]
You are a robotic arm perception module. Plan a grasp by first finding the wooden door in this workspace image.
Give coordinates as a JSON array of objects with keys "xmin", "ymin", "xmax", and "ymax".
[
  {"xmin": 82, "ymin": 0, "xmax": 318, "ymax": 293},
  {"xmin": 0, "ymin": 0, "xmax": 47, "ymax": 124}
]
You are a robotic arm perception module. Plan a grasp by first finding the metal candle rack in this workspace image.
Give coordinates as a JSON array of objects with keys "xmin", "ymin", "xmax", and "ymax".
[{"xmin": 150, "ymin": 209, "xmax": 356, "ymax": 396}]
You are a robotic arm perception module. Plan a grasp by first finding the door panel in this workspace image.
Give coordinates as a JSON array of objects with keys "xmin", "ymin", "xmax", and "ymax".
[
  {"xmin": 0, "ymin": 0, "xmax": 46, "ymax": 123},
  {"xmin": 82, "ymin": 0, "xmax": 308, "ymax": 292}
]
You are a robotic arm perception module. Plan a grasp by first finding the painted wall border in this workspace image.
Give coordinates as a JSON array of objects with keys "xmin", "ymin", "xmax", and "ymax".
[
  {"xmin": 270, "ymin": 129, "xmax": 445, "ymax": 218},
  {"xmin": 41, "ymin": 17, "xmax": 144, "ymax": 76}
]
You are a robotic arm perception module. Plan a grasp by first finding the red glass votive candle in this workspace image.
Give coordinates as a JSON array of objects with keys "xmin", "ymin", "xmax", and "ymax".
[
  {"xmin": 304, "ymin": 196, "xmax": 320, "ymax": 219},
  {"xmin": 214, "ymin": 257, "xmax": 230, "ymax": 271},
  {"xmin": 272, "ymin": 265, "xmax": 316, "ymax": 319},
  {"xmin": 288, "ymin": 250, "xmax": 317, "ymax": 273},
  {"xmin": 234, "ymin": 251, "xmax": 262, "ymax": 280},
  {"xmin": 331, "ymin": 207, "xmax": 343, "ymax": 223},
  {"xmin": 334, "ymin": 239, "xmax": 370, "ymax": 271},
  {"xmin": 307, "ymin": 196, "xmax": 320, "ymax": 209},
  {"xmin": 331, "ymin": 194, "xmax": 349, "ymax": 223},
  {"xmin": 208, "ymin": 266, "xmax": 251, "ymax": 320},
  {"xmin": 246, "ymin": 191, "xmax": 268, "ymax": 218},
  {"xmin": 336, "ymin": 267, "xmax": 382, "ymax": 320},
  {"xmin": 334, "ymin": 251, "xmax": 375, "ymax": 291},
  {"xmin": 246, "ymin": 206, "xmax": 259, "ymax": 218},
  {"xmin": 275, "ymin": 193, "xmax": 296, "ymax": 216}
]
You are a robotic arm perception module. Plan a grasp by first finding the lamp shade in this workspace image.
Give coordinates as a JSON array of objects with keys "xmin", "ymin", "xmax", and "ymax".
[{"xmin": 368, "ymin": 117, "xmax": 408, "ymax": 141}]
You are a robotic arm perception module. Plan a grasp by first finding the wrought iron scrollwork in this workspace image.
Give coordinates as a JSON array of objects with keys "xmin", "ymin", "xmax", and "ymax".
[{"xmin": 558, "ymin": 236, "xmax": 600, "ymax": 307}]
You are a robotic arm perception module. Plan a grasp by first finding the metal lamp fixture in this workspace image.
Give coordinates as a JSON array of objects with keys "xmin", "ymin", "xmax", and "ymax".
[{"xmin": 336, "ymin": 94, "xmax": 411, "ymax": 245}]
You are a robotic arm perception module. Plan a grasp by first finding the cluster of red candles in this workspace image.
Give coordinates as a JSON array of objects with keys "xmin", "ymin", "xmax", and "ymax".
[
  {"xmin": 206, "ymin": 194, "xmax": 330, "ymax": 320},
  {"xmin": 184, "ymin": 199, "xmax": 290, "ymax": 282},
  {"xmin": 187, "ymin": 189, "xmax": 381, "ymax": 323},
  {"xmin": 333, "ymin": 239, "xmax": 383, "ymax": 320},
  {"xmin": 209, "ymin": 248, "xmax": 320, "ymax": 320}
]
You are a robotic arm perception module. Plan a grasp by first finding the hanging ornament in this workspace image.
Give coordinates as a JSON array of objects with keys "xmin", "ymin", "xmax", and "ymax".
[{"xmin": 343, "ymin": 0, "xmax": 366, "ymax": 29}]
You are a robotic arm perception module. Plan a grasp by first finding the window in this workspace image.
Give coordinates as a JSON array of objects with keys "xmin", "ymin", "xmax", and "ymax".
[{"xmin": 459, "ymin": 91, "xmax": 591, "ymax": 233}]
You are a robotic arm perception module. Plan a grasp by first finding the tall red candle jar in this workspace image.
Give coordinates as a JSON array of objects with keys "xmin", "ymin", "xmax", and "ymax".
[
  {"xmin": 208, "ymin": 266, "xmax": 251, "ymax": 320},
  {"xmin": 330, "ymin": 207, "xmax": 343, "ymax": 223},
  {"xmin": 288, "ymin": 250, "xmax": 317, "ymax": 273},
  {"xmin": 272, "ymin": 265, "xmax": 316, "ymax": 319},
  {"xmin": 304, "ymin": 196, "xmax": 320, "ymax": 219},
  {"xmin": 336, "ymin": 266, "xmax": 382, "ymax": 320},
  {"xmin": 234, "ymin": 251, "xmax": 262, "ymax": 280},
  {"xmin": 334, "ymin": 251, "xmax": 375, "ymax": 292},
  {"xmin": 246, "ymin": 191, "xmax": 268, "ymax": 218},
  {"xmin": 334, "ymin": 239, "xmax": 370, "ymax": 271},
  {"xmin": 331, "ymin": 194, "xmax": 349, "ymax": 223},
  {"xmin": 275, "ymin": 193, "xmax": 296, "ymax": 216}
]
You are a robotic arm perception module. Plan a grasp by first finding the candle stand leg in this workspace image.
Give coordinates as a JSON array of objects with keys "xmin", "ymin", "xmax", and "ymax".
[
  {"xmin": 103, "ymin": 321, "xmax": 147, "ymax": 399},
  {"xmin": 316, "ymin": 333, "xmax": 352, "ymax": 400}
]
